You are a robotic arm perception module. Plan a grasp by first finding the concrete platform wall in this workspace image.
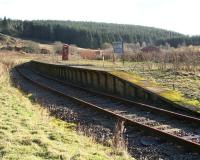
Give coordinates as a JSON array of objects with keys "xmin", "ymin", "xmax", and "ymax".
[{"xmin": 29, "ymin": 61, "xmax": 168, "ymax": 105}]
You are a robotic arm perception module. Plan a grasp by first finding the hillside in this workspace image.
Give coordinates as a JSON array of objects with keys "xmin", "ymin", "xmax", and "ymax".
[
  {"xmin": 0, "ymin": 33, "xmax": 60, "ymax": 54},
  {"xmin": 156, "ymin": 36, "xmax": 200, "ymax": 47},
  {"xmin": 0, "ymin": 18, "xmax": 184, "ymax": 49}
]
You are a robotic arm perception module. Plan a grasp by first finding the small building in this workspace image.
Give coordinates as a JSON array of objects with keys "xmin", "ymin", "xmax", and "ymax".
[
  {"xmin": 79, "ymin": 49, "xmax": 100, "ymax": 60},
  {"xmin": 141, "ymin": 46, "xmax": 160, "ymax": 53}
]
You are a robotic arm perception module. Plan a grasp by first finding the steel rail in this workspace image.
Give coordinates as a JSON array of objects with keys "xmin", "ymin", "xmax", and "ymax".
[
  {"xmin": 29, "ymin": 67, "xmax": 200, "ymax": 124},
  {"xmin": 16, "ymin": 66, "xmax": 200, "ymax": 151}
]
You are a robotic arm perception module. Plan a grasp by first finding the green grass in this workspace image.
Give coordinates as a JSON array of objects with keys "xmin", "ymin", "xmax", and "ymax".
[
  {"xmin": 0, "ymin": 53, "xmax": 132, "ymax": 160},
  {"xmin": 61, "ymin": 59, "xmax": 200, "ymax": 111},
  {"xmin": 109, "ymin": 70, "xmax": 200, "ymax": 110}
]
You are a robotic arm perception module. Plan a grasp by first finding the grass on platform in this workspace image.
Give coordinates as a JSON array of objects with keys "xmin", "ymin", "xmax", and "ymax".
[{"xmin": 61, "ymin": 59, "xmax": 200, "ymax": 110}]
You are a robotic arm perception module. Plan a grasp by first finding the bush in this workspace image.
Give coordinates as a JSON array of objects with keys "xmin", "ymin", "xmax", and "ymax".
[
  {"xmin": 22, "ymin": 41, "xmax": 40, "ymax": 53},
  {"xmin": 101, "ymin": 43, "xmax": 112, "ymax": 49},
  {"xmin": 53, "ymin": 41, "xmax": 63, "ymax": 54}
]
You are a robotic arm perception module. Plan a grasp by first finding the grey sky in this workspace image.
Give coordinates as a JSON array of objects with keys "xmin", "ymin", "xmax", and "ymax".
[{"xmin": 0, "ymin": 0, "xmax": 200, "ymax": 35}]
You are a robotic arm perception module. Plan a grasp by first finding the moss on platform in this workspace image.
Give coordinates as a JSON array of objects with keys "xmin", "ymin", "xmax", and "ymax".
[{"xmin": 109, "ymin": 70, "xmax": 200, "ymax": 112}]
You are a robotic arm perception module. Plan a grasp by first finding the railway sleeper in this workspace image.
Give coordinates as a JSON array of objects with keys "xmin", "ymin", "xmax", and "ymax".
[
  {"xmin": 16, "ymin": 66, "xmax": 200, "ymax": 152},
  {"xmin": 164, "ymin": 128, "xmax": 181, "ymax": 133}
]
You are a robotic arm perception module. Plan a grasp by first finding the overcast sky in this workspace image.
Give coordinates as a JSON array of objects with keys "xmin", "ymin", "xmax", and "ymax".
[{"xmin": 0, "ymin": 0, "xmax": 200, "ymax": 35}]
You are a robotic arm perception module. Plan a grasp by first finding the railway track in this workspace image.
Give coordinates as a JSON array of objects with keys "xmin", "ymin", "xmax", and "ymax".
[{"xmin": 16, "ymin": 64, "xmax": 200, "ymax": 152}]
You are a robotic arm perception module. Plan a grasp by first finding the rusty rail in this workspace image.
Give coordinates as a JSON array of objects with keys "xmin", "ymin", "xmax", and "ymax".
[
  {"xmin": 16, "ymin": 66, "xmax": 200, "ymax": 152},
  {"xmin": 30, "ymin": 67, "xmax": 200, "ymax": 124},
  {"xmin": 29, "ymin": 60, "xmax": 200, "ymax": 116}
]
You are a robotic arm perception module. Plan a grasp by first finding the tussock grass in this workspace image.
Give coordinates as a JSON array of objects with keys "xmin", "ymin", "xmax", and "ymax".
[{"xmin": 0, "ymin": 52, "xmax": 132, "ymax": 160}]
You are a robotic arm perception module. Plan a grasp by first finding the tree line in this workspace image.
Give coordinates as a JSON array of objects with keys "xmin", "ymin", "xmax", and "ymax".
[
  {"xmin": 156, "ymin": 36, "xmax": 200, "ymax": 47},
  {"xmin": 1, "ymin": 17, "xmax": 198, "ymax": 49}
]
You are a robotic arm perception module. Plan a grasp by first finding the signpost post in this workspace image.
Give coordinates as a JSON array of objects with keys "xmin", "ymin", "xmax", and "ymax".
[
  {"xmin": 99, "ymin": 49, "xmax": 105, "ymax": 68},
  {"xmin": 112, "ymin": 41, "xmax": 124, "ymax": 65}
]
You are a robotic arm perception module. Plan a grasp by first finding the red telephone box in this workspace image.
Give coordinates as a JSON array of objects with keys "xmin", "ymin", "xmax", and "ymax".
[{"xmin": 62, "ymin": 44, "xmax": 69, "ymax": 60}]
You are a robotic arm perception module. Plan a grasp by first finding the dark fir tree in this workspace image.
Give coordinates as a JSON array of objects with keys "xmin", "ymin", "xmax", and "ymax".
[{"xmin": 2, "ymin": 18, "xmax": 199, "ymax": 48}]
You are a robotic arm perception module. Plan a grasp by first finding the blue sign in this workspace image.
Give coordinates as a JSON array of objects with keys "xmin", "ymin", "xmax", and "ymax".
[{"xmin": 113, "ymin": 41, "xmax": 124, "ymax": 54}]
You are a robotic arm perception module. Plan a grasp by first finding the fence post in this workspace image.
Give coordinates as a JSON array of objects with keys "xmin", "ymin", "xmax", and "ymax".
[{"xmin": 113, "ymin": 118, "xmax": 125, "ymax": 149}]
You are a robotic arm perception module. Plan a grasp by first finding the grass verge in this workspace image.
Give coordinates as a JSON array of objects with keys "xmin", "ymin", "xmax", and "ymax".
[{"xmin": 0, "ymin": 53, "xmax": 132, "ymax": 160}]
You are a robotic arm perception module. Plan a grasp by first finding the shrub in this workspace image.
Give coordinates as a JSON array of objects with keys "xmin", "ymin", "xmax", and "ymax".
[{"xmin": 22, "ymin": 41, "xmax": 40, "ymax": 53}]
